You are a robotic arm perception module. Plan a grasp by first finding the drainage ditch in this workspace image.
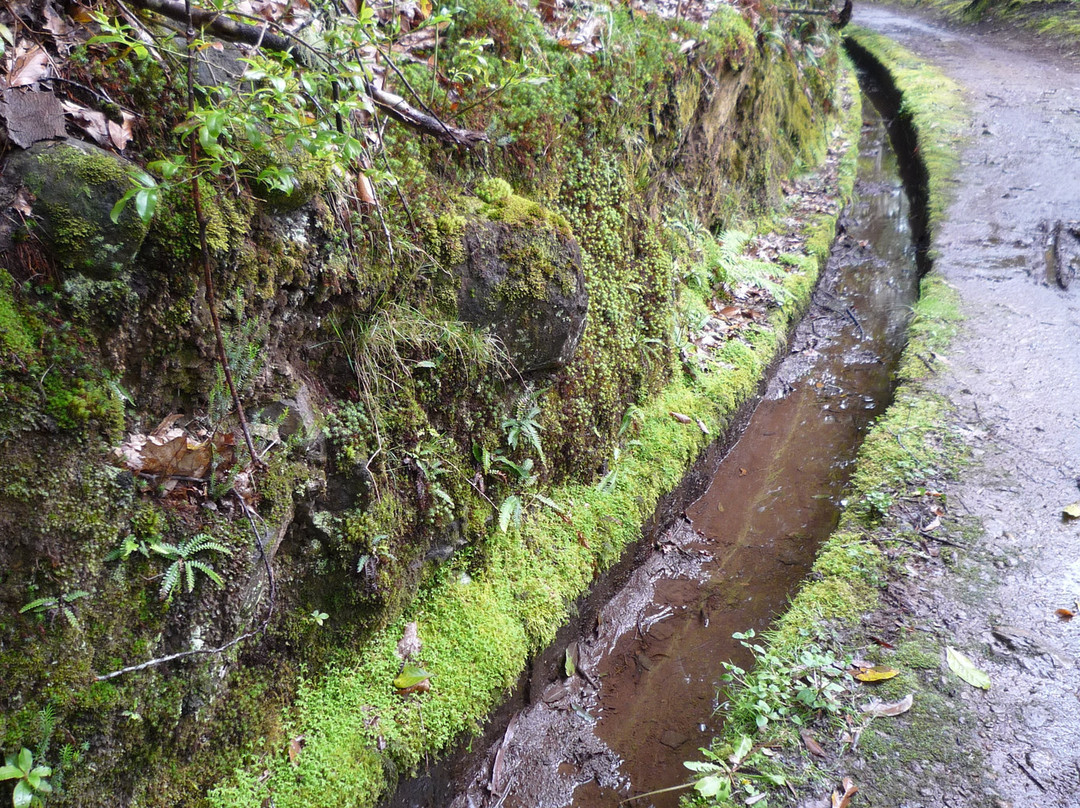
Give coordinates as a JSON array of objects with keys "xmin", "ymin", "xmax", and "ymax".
[{"xmin": 384, "ymin": 57, "xmax": 929, "ymax": 808}]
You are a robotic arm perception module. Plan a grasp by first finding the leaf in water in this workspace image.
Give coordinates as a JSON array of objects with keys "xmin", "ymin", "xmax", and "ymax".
[
  {"xmin": 1063, "ymin": 502, "xmax": 1080, "ymax": 519},
  {"xmin": 393, "ymin": 663, "xmax": 432, "ymax": 690},
  {"xmin": 831, "ymin": 776, "xmax": 858, "ymax": 808},
  {"xmin": 799, "ymin": 728, "xmax": 826, "ymax": 758},
  {"xmin": 853, "ymin": 665, "xmax": 899, "ymax": 682},
  {"xmin": 669, "ymin": 411, "xmax": 692, "ymax": 424},
  {"xmin": 946, "ymin": 647, "xmax": 990, "ymax": 689},
  {"xmin": 1056, "ymin": 608, "xmax": 1075, "ymax": 621},
  {"xmin": 861, "ymin": 693, "xmax": 913, "ymax": 717}
]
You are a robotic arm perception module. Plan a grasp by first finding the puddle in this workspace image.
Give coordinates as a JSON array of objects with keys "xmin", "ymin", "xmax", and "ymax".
[{"xmin": 384, "ymin": 83, "xmax": 922, "ymax": 808}]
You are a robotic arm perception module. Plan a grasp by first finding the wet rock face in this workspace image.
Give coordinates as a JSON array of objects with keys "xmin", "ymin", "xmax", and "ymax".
[
  {"xmin": 3, "ymin": 138, "xmax": 149, "ymax": 278},
  {"xmin": 455, "ymin": 215, "xmax": 588, "ymax": 374}
]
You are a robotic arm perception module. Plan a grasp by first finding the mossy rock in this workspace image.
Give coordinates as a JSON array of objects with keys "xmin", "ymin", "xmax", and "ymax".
[
  {"xmin": 454, "ymin": 197, "xmax": 588, "ymax": 374},
  {"xmin": 4, "ymin": 138, "xmax": 149, "ymax": 278}
]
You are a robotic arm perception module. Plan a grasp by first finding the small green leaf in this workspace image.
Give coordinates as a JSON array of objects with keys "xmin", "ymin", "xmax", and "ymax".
[
  {"xmin": 563, "ymin": 646, "xmax": 576, "ymax": 678},
  {"xmin": 393, "ymin": 664, "xmax": 432, "ymax": 690},
  {"xmin": 683, "ymin": 761, "xmax": 724, "ymax": 774},
  {"xmin": 0, "ymin": 764, "xmax": 22, "ymax": 781},
  {"xmin": 17, "ymin": 748, "xmax": 32, "ymax": 773},
  {"xmin": 730, "ymin": 734, "xmax": 753, "ymax": 765},
  {"xmin": 946, "ymin": 647, "xmax": 990, "ymax": 689},
  {"xmin": 694, "ymin": 775, "xmax": 730, "ymax": 799},
  {"xmin": 13, "ymin": 780, "xmax": 33, "ymax": 808}
]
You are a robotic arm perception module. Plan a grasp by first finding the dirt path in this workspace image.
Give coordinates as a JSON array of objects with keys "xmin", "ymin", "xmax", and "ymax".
[{"xmin": 854, "ymin": 6, "xmax": 1080, "ymax": 806}]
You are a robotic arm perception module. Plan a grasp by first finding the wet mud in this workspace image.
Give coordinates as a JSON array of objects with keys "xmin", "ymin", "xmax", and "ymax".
[{"xmin": 385, "ymin": 90, "xmax": 925, "ymax": 808}]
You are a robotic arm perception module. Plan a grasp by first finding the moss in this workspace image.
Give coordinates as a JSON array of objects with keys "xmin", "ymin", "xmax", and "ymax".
[
  {"xmin": 474, "ymin": 177, "xmax": 513, "ymax": 204},
  {"xmin": 0, "ymin": 269, "xmax": 37, "ymax": 361},
  {"xmin": 24, "ymin": 142, "xmax": 149, "ymax": 277}
]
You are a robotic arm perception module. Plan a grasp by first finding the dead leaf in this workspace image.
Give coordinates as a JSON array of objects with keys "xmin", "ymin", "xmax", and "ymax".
[
  {"xmin": 113, "ymin": 427, "xmax": 234, "ymax": 480},
  {"xmin": 861, "ymin": 693, "xmax": 913, "ymax": 717},
  {"xmin": 852, "ymin": 665, "xmax": 899, "ymax": 683},
  {"xmin": 62, "ymin": 99, "xmax": 111, "ymax": 147},
  {"xmin": 868, "ymin": 635, "xmax": 895, "ymax": 650},
  {"xmin": 109, "ymin": 112, "xmax": 135, "ymax": 151},
  {"xmin": 4, "ymin": 43, "xmax": 50, "ymax": 89},
  {"xmin": 695, "ymin": 418, "xmax": 709, "ymax": 435},
  {"xmin": 43, "ymin": 2, "xmax": 72, "ymax": 40},
  {"xmin": 1057, "ymin": 608, "xmax": 1075, "ymax": 621},
  {"xmin": 287, "ymin": 735, "xmax": 305, "ymax": 764},
  {"xmin": 831, "ymin": 776, "xmax": 858, "ymax": 808},
  {"xmin": 800, "ymin": 728, "xmax": 826, "ymax": 757},
  {"xmin": 739, "ymin": 468, "xmax": 747, "ymax": 477},
  {"xmin": 1064, "ymin": 501, "xmax": 1080, "ymax": 519},
  {"xmin": 669, "ymin": 411, "xmax": 692, "ymax": 424}
]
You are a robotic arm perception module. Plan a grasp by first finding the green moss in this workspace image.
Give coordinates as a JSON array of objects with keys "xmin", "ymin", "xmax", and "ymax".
[
  {"xmin": 0, "ymin": 269, "xmax": 36, "ymax": 361},
  {"xmin": 474, "ymin": 177, "xmax": 513, "ymax": 204}
]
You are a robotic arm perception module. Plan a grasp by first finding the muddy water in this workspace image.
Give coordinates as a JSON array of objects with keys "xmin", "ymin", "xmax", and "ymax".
[
  {"xmin": 387, "ymin": 89, "xmax": 921, "ymax": 808},
  {"xmin": 575, "ymin": 91, "xmax": 920, "ymax": 807}
]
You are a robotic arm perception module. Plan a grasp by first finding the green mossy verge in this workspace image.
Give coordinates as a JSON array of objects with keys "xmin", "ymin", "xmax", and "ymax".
[
  {"xmin": 698, "ymin": 28, "xmax": 971, "ymax": 806},
  {"xmin": 207, "ymin": 55, "xmax": 863, "ymax": 808}
]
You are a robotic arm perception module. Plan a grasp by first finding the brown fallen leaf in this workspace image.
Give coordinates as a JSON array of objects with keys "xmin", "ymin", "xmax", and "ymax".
[
  {"xmin": 799, "ymin": 728, "xmax": 826, "ymax": 758},
  {"xmin": 868, "ymin": 635, "xmax": 895, "ymax": 649},
  {"xmin": 831, "ymin": 776, "xmax": 858, "ymax": 808},
  {"xmin": 669, "ymin": 411, "xmax": 692, "ymax": 424},
  {"xmin": 695, "ymin": 418, "xmax": 709, "ymax": 435},
  {"xmin": 4, "ymin": 42, "xmax": 50, "ymax": 89},
  {"xmin": 1056, "ymin": 608, "xmax": 1074, "ymax": 621},
  {"xmin": 861, "ymin": 693, "xmax": 913, "ymax": 717},
  {"xmin": 287, "ymin": 735, "xmax": 305, "ymax": 764}
]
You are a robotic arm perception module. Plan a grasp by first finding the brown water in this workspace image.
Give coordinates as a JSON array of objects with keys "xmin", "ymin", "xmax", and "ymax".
[{"xmin": 385, "ymin": 86, "xmax": 922, "ymax": 808}]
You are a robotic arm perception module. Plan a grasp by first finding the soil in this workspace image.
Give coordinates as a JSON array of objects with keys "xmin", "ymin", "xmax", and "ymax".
[{"xmin": 828, "ymin": 5, "xmax": 1080, "ymax": 807}]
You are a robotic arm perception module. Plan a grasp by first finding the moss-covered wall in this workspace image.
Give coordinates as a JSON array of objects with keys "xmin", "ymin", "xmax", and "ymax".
[{"xmin": 0, "ymin": 0, "xmax": 846, "ymax": 804}]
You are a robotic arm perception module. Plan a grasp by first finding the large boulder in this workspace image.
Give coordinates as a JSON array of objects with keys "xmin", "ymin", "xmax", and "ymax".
[
  {"xmin": 452, "ymin": 182, "xmax": 588, "ymax": 374},
  {"xmin": 3, "ymin": 138, "xmax": 149, "ymax": 278}
]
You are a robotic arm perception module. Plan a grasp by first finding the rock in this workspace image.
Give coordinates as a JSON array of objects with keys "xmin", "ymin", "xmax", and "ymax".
[
  {"xmin": 452, "ymin": 194, "xmax": 588, "ymax": 374},
  {"xmin": 3, "ymin": 138, "xmax": 149, "ymax": 278},
  {"xmin": 659, "ymin": 729, "xmax": 687, "ymax": 748}
]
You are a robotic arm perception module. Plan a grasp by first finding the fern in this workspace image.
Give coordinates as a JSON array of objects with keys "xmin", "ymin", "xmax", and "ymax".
[
  {"xmin": 151, "ymin": 534, "xmax": 232, "ymax": 602},
  {"xmin": 20, "ymin": 590, "xmax": 90, "ymax": 630}
]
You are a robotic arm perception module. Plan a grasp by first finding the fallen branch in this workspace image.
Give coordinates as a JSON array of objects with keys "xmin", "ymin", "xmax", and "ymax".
[{"xmin": 123, "ymin": 0, "xmax": 489, "ymax": 146}]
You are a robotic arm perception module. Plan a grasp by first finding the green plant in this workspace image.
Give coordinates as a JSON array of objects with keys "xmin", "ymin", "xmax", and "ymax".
[
  {"xmin": 19, "ymin": 591, "xmax": 90, "ymax": 630},
  {"xmin": 683, "ymin": 736, "xmax": 787, "ymax": 805},
  {"xmin": 150, "ymin": 534, "xmax": 233, "ymax": 602},
  {"xmin": 309, "ymin": 611, "xmax": 329, "ymax": 626},
  {"xmin": 0, "ymin": 748, "xmax": 52, "ymax": 808},
  {"xmin": 501, "ymin": 389, "xmax": 545, "ymax": 464},
  {"xmin": 720, "ymin": 630, "xmax": 852, "ymax": 732},
  {"xmin": 207, "ymin": 310, "xmax": 267, "ymax": 427}
]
